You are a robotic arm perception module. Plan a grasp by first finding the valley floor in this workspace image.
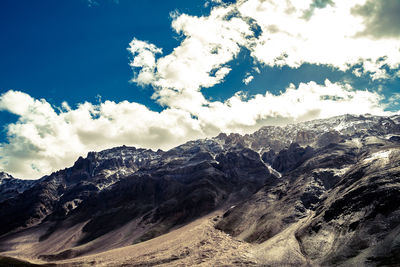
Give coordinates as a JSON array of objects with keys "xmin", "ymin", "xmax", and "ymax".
[
  {"xmin": 55, "ymin": 212, "xmax": 256, "ymax": 266},
  {"xmin": 0, "ymin": 212, "xmax": 322, "ymax": 267},
  {"xmin": 0, "ymin": 212, "xmax": 253, "ymax": 266},
  {"xmin": 1, "ymin": 211, "xmax": 316, "ymax": 266}
]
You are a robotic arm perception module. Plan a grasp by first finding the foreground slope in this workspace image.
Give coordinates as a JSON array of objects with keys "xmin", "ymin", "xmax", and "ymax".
[
  {"xmin": 54, "ymin": 213, "xmax": 257, "ymax": 267},
  {"xmin": 1, "ymin": 114, "xmax": 400, "ymax": 266}
]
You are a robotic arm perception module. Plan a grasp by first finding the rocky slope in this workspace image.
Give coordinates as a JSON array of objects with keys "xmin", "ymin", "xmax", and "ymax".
[
  {"xmin": 0, "ymin": 172, "xmax": 36, "ymax": 203},
  {"xmin": 216, "ymin": 115, "xmax": 400, "ymax": 266},
  {"xmin": 0, "ymin": 141, "xmax": 277, "ymax": 261},
  {"xmin": 0, "ymin": 114, "xmax": 400, "ymax": 266}
]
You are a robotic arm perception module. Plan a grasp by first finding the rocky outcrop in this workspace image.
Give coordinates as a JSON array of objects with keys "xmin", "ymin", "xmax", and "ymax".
[
  {"xmin": 0, "ymin": 172, "xmax": 36, "ymax": 202},
  {"xmin": 271, "ymin": 143, "xmax": 314, "ymax": 173}
]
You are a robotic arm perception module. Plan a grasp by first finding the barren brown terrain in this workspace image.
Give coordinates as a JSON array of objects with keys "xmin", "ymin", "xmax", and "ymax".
[
  {"xmin": 58, "ymin": 212, "xmax": 255, "ymax": 266},
  {"xmin": 1, "ymin": 211, "xmax": 315, "ymax": 266}
]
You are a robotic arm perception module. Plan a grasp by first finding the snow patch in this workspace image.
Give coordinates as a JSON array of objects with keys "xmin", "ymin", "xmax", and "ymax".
[
  {"xmin": 264, "ymin": 163, "xmax": 282, "ymax": 178},
  {"xmin": 63, "ymin": 199, "xmax": 82, "ymax": 215},
  {"xmin": 364, "ymin": 150, "xmax": 391, "ymax": 164},
  {"xmin": 313, "ymin": 167, "xmax": 351, "ymax": 176}
]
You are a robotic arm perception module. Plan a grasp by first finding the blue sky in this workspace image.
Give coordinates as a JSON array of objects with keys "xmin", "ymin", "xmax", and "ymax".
[
  {"xmin": 1, "ymin": 0, "xmax": 400, "ymax": 178},
  {"xmin": 0, "ymin": 0, "xmax": 195, "ymax": 112}
]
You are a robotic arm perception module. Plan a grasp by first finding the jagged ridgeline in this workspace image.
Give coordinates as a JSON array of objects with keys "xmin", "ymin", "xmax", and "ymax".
[{"xmin": 1, "ymin": 114, "xmax": 400, "ymax": 266}]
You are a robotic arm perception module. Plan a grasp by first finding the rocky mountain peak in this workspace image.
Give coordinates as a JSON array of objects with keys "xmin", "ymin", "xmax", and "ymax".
[
  {"xmin": 0, "ymin": 171, "xmax": 13, "ymax": 180},
  {"xmin": 0, "ymin": 172, "xmax": 36, "ymax": 203}
]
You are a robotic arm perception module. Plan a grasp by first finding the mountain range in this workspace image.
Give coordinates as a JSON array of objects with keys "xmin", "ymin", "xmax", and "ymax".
[{"xmin": 0, "ymin": 114, "xmax": 400, "ymax": 266}]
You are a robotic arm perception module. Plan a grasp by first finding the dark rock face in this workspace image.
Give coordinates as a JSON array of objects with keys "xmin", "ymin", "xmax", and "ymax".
[
  {"xmin": 389, "ymin": 135, "xmax": 400, "ymax": 143},
  {"xmin": 216, "ymin": 115, "xmax": 400, "ymax": 266},
  {"xmin": 271, "ymin": 143, "xmax": 314, "ymax": 173},
  {"xmin": 261, "ymin": 149, "xmax": 275, "ymax": 165},
  {"xmin": 69, "ymin": 147, "xmax": 275, "ymax": 247},
  {"xmin": 316, "ymin": 130, "xmax": 342, "ymax": 147},
  {"xmin": 1, "ymin": 114, "xmax": 400, "ymax": 266},
  {"xmin": 0, "ymin": 141, "xmax": 276, "ymax": 259},
  {"xmin": 293, "ymin": 152, "xmax": 400, "ymax": 266},
  {"xmin": 0, "ymin": 172, "xmax": 36, "ymax": 203}
]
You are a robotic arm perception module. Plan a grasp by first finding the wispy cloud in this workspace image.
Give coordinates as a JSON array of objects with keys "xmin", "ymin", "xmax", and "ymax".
[
  {"xmin": 86, "ymin": 0, "xmax": 99, "ymax": 7},
  {"xmin": 85, "ymin": 0, "xmax": 119, "ymax": 8}
]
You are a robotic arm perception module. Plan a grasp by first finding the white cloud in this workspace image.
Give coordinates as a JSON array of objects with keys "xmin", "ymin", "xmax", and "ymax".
[
  {"xmin": 243, "ymin": 75, "xmax": 254, "ymax": 85},
  {"xmin": 205, "ymin": 0, "xmax": 223, "ymax": 7},
  {"xmin": 2, "ymin": 0, "xmax": 400, "ymax": 179},
  {"xmin": 238, "ymin": 0, "xmax": 400, "ymax": 79},
  {"xmin": 128, "ymin": 39, "xmax": 162, "ymax": 86},
  {"xmin": 0, "ymin": 91, "xmax": 204, "ymax": 179},
  {"xmin": 388, "ymin": 93, "xmax": 400, "ymax": 108},
  {"xmin": 129, "ymin": 4, "xmax": 255, "ymax": 109},
  {"xmin": 129, "ymin": 0, "xmax": 400, "ymax": 109},
  {"xmin": 191, "ymin": 80, "xmax": 386, "ymax": 134},
  {"xmin": 0, "ymin": 81, "xmax": 387, "ymax": 179}
]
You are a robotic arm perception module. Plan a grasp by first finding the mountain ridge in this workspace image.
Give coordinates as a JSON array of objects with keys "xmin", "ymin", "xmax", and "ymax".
[{"xmin": 1, "ymin": 113, "xmax": 400, "ymax": 266}]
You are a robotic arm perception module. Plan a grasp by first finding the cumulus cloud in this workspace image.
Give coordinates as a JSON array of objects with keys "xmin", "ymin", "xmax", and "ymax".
[
  {"xmin": 130, "ymin": 0, "xmax": 400, "ymax": 96},
  {"xmin": 2, "ymin": 0, "xmax": 400, "ymax": 179},
  {"xmin": 0, "ymin": 81, "xmax": 387, "ymax": 179},
  {"xmin": 0, "ymin": 90, "xmax": 205, "ymax": 179},
  {"xmin": 239, "ymin": 0, "xmax": 400, "ymax": 79},
  {"xmin": 128, "ymin": 39, "xmax": 162, "ymax": 86},
  {"xmin": 191, "ymin": 80, "xmax": 386, "ymax": 134},
  {"xmin": 128, "ymin": 4, "xmax": 256, "ymax": 108}
]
